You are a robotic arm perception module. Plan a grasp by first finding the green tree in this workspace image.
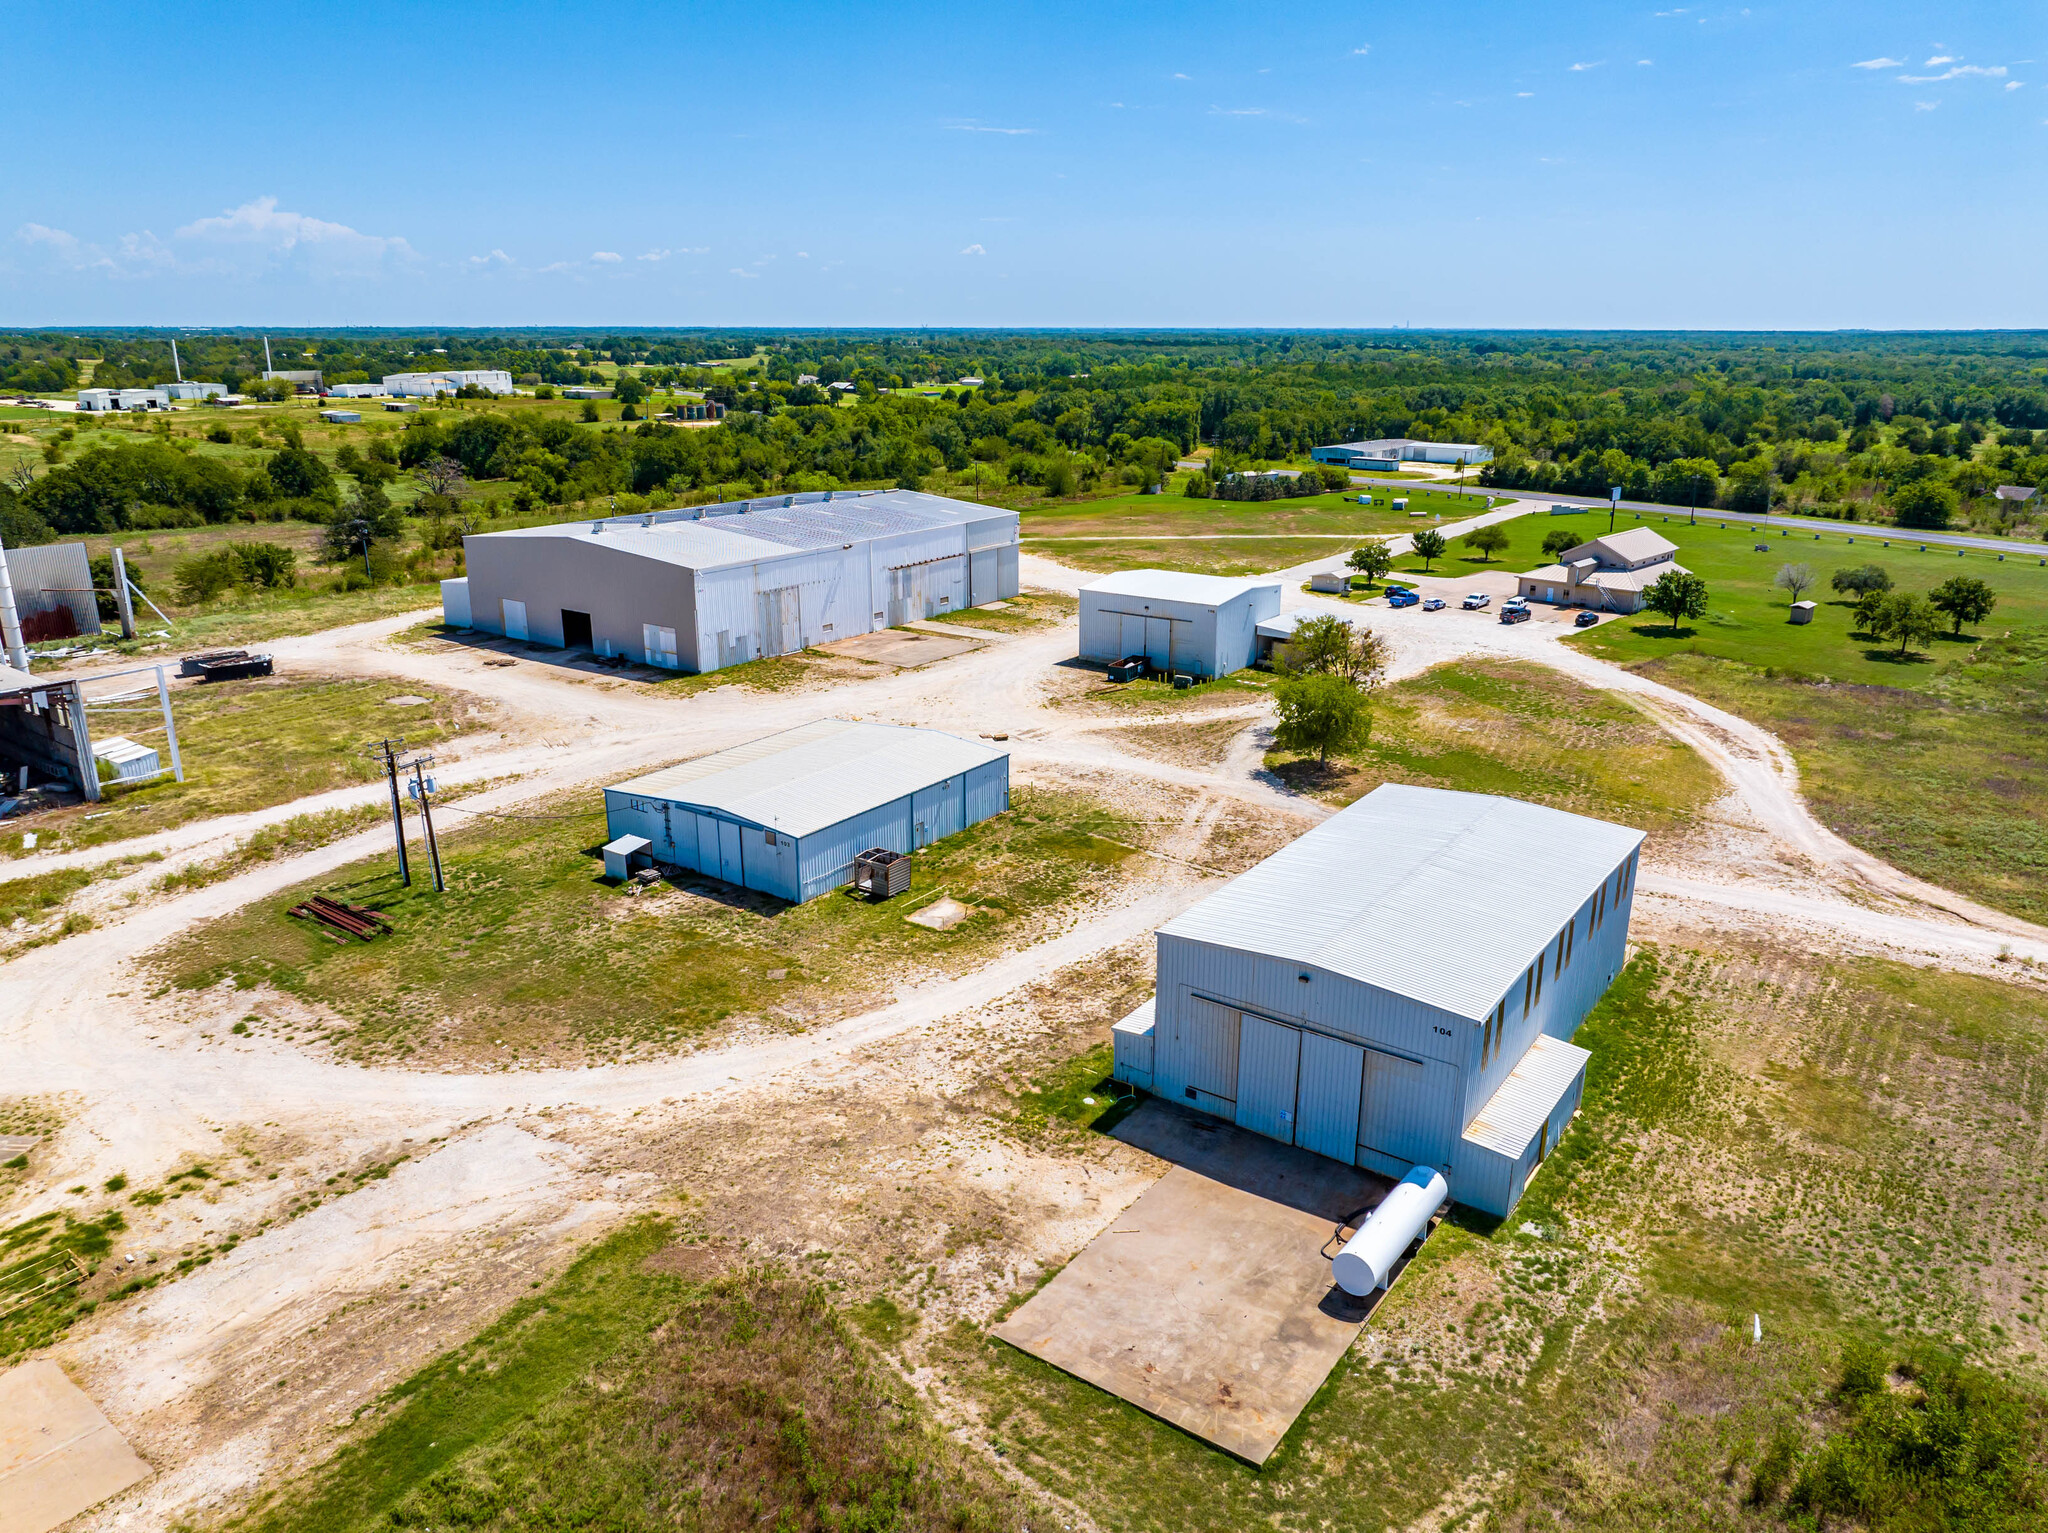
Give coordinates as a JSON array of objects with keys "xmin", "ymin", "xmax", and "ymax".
[
  {"xmin": 1865, "ymin": 591, "xmax": 1942, "ymax": 656},
  {"xmin": 1540, "ymin": 527, "xmax": 1580, "ymax": 559},
  {"xmin": 1642, "ymin": 568, "xmax": 1709, "ymax": 635},
  {"xmin": 1279, "ymin": 614, "xmax": 1389, "ymax": 687},
  {"xmin": 1271, "ymin": 672, "xmax": 1372, "ymax": 767},
  {"xmin": 580, "ymin": 400, "xmax": 600, "ymax": 423},
  {"xmin": 1346, "ymin": 539, "xmax": 1393, "ymax": 588},
  {"xmin": 1928, "ymin": 573, "xmax": 1996, "ymax": 635},
  {"xmin": 613, "ymin": 372, "xmax": 648, "ymax": 406},
  {"xmin": 1410, "ymin": 527, "xmax": 1447, "ymax": 570},
  {"xmin": 1774, "ymin": 562, "xmax": 1815, "ymax": 605},
  {"xmin": 1830, "ymin": 563, "xmax": 1892, "ymax": 598},
  {"xmin": 1461, "ymin": 523, "xmax": 1509, "ymax": 562},
  {"xmin": 1890, "ymin": 479, "xmax": 1957, "ymax": 529},
  {"xmin": 267, "ymin": 446, "xmax": 337, "ymax": 504}
]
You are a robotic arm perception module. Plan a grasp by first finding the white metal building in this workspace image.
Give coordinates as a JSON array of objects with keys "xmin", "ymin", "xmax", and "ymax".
[
  {"xmin": 1077, "ymin": 570, "xmax": 1281, "ymax": 678},
  {"xmin": 76, "ymin": 388, "xmax": 170, "ymax": 412},
  {"xmin": 450, "ymin": 489, "xmax": 1019, "ymax": 672},
  {"xmin": 603, "ymin": 719, "xmax": 1011, "ymax": 903},
  {"xmin": 327, "ymin": 382, "xmax": 385, "ymax": 398},
  {"xmin": 1112, "ymin": 784, "xmax": 1643, "ymax": 1217},
  {"xmin": 1311, "ymin": 439, "xmax": 1495, "ymax": 468},
  {"xmin": 163, "ymin": 381, "xmax": 227, "ymax": 401},
  {"xmin": 383, "ymin": 369, "xmax": 514, "ymax": 397}
]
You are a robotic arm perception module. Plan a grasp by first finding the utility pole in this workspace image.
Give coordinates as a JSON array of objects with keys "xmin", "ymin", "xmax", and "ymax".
[
  {"xmin": 408, "ymin": 755, "xmax": 444, "ymax": 892},
  {"xmin": 0, "ymin": 536, "xmax": 30, "ymax": 670},
  {"xmin": 1688, "ymin": 474, "xmax": 1700, "ymax": 527},
  {"xmin": 365, "ymin": 738, "xmax": 411, "ymax": 887}
]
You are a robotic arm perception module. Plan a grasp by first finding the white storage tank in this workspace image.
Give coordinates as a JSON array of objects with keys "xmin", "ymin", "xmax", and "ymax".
[{"xmin": 1332, "ymin": 1165, "xmax": 1448, "ymax": 1295}]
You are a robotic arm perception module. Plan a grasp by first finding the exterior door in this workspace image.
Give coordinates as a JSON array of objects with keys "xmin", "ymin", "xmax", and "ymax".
[
  {"xmin": 1118, "ymin": 613, "xmax": 1146, "ymax": 659},
  {"xmin": 1234, "ymin": 1015, "xmax": 1302, "ymax": 1144},
  {"xmin": 1359, "ymin": 1050, "xmax": 1435, "ymax": 1165},
  {"xmin": 1177, "ymin": 996, "xmax": 1242, "ymax": 1110},
  {"xmin": 1144, "ymin": 616, "xmax": 1173, "ymax": 671},
  {"xmin": 969, "ymin": 548, "xmax": 997, "ymax": 606},
  {"xmin": 1296, "ymin": 1031, "xmax": 1366, "ymax": 1163},
  {"xmin": 501, "ymin": 599, "xmax": 528, "ymax": 641},
  {"xmin": 717, "ymin": 819, "xmax": 744, "ymax": 885}
]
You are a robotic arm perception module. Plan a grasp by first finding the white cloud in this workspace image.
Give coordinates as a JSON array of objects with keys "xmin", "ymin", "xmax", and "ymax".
[
  {"xmin": 1171, "ymin": 72, "xmax": 1190, "ymax": 80},
  {"xmin": 1925, "ymin": 54, "xmax": 1955, "ymax": 66},
  {"xmin": 1352, "ymin": 45, "xmax": 1370, "ymax": 55},
  {"xmin": 796, "ymin": 251, "xmax": 810, "ymax": 258},
  {"xmin": 1568, "ymin": 60, "xmax": 1604, "ymax": 71},
  {"xmin": 1516, "ymin": 91, "xmax": 1535, "ymax": 97},
  {"xmin": 2008, "ymin": 80, "xmax": 2024, "ymax": 90},
  {"xmin": 1637, "ymin": 58, "xmax": 1653, "ymax": 65},
  {"xmin": 1913, "ymin": 99, "xmax": 1939, "ymax": 110},
  {"xmin": 1213, "ymin": 106, "xmax": 1268, "ymax": 115},
  {"xmin": 1900, "ymin": 63, "xmax": 2006, "ymax": 81},
  {"xmin": 465, "ymin": 249, "xmax": 513, "ymax": 267},
  {"xmin": 1654, "ymin": 7, "xmax": 1687, "ymax": 14},
  {"xmin": 637, "ymin": 249, "xmax": 669, "ymax": 262},
  {"xmin": 1852, "ymin": 57, "xmax": 1903, "ymax": 68},
  {"xmin": 175, "ymin": 196, "xmax": 414, "ymax": 274},
  {"xmin": 960, "ymin": 243, "xmax": 986, "ymax": 256},
  {"xmin": 591, "ymin": 250, "xmax": 622, "ymax": 262},
  {"xmin": 729, "ymin": 267, "xmax": 758, "ymax": 278},
  {"xmin": 948, "ymin": 122, "xmax": 1039, "ymax": 135}
]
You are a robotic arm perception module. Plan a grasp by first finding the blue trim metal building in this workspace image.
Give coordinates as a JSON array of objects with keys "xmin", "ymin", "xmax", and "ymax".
[{"xmin": 602, "ymin": 719, "xmax": 1011, "ymax": 903}]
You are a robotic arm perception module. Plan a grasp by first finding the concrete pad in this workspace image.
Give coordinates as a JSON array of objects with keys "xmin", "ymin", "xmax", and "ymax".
[
  {"xmin": 994, "ymin": 1101, "xmax": 1390, "ymax": 1464},
  {"xmin": 816, "ymin": 628, "xmax": 981, "ymax": 668},
  {"xmin": 0, "ymin": 1360, "xmax": 150, "ymax": 1533}
]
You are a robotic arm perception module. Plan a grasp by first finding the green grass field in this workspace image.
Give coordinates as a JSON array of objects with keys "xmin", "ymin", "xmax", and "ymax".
[
  {"xmin": 220, "ymin": 1220, "xmax": 1021, "ymax": 1533},
  {"xmin": 158, "ymin": 787, "xmax": 1138, "ymax": 1063},
  {"xmin": 2, "ymin": 675, "xmax": 486, "ymax": 859},
  {"xmin": 1266, "ymin": 657, "xmax": 1724, "ymax": 834},
  {"xmin": 1028, "ymin": 536, "xmax": 1361, "ymax": 577},
  {"xmin": 1019, "ymin": 484, "xmax": 1497, "ymax": 540},
  {"xmin": 937, "ymin": 940, "xmax": 2048, "ymax": 1532}
]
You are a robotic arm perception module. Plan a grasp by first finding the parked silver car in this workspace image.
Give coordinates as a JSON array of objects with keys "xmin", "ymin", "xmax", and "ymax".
[{"xmin": 1461, "ymin": 592, "xmax": 1491, "ymax": 610}]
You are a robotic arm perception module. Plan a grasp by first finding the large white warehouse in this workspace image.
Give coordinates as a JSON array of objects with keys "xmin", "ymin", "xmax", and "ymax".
[
  {"xmin": 1112, "ymin": 784, "xmax": 1643, "ymax": 1217},
  {"xmin": 451, "ymin": 489, "xmax": 1020, "ymax": 672},
  {"xmin": 1078, "ymin": 570, "xmax": 1281, "ymax": 678},
  {"xmin": 603, "ymin": 719, "xmax": 1010, "ymax": 903}
]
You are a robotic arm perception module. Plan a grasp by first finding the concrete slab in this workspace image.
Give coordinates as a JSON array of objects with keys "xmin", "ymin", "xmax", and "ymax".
[
  {"xmin": 904, "ymin": 897, "xmax": 976, "ymax": 931},
  {"xmin": 815, "ymin": 628, "xmax": 982, "ymax": 668},
  {"xmin": 0, "ymin": 1360, "xmax": 150, "ymax": 1533},
  {"xmin": 993, "ymin": 1100, "xmax": 1391, "ymax": 1464}
]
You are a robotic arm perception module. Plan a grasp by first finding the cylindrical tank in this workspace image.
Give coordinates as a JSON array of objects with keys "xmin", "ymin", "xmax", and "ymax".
[{"xmin": 1332, "ymin": 1165, "xmax": 1449, "ymax": 1297}]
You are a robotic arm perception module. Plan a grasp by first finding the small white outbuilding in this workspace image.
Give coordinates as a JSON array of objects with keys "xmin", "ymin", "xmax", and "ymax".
[{"xmin": 1077, "ymin": 570, "xmax": 1281, "ymax": 678}]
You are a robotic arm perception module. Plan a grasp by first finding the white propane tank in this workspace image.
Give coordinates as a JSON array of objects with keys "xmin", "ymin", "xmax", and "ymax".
[{"xmin": 1332, "ymin": 1165, "xmax": 1449, "ymax": 1297}]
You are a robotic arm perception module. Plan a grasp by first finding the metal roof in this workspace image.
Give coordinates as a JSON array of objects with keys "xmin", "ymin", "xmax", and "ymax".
[
  {"xmin": 1256, "ymin": 610, "xmax": 1365, "ymax": 640},
  {"xmin": 607, "ymin": 719, "xmax": 1008, "ymax": 839},
  {"xmin": 470, "ymin": 490, "xmax": 1014, "ymax": 575},
  {"xmin": 1462, "ymin": 1034, "xmax": 1591, "ymax": 1156},
  {"xmin": 1565, "ymin": 527, "xmax": 1678, "ymax": 565},
  {"xmin": 1157, "ymin": 784, "xmax": 1645, "ymax": 1022},
  {"xmin": 1080, "ymin": 569, "xmax": 1282, "ymax": 606}
]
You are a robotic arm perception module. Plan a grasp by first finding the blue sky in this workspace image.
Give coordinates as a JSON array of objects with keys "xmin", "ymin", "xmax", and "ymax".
[{"xmin": 1, "ymin": 3, "xmax": 2037, "ymax": 329}]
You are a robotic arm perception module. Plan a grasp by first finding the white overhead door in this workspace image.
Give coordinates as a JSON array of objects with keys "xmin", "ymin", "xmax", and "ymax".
[
  {"xmin": 1296, "ymin": 1031, "xmax": 1366, "ymax": 1164},
  {"xmin": 501, "ymin": 599, "xmax": 528, "ymax": 641},
  {"xmin": 757, "ymin": 586, "xmax": 802, "ymax": 657},
  {"xmin": 1118, "ymin": 613, "xmax": 1146, "ymax": 658},
  {"xmin": 1234, "ymin": 1015, "xmax": 1301, "ymax": 1144}
]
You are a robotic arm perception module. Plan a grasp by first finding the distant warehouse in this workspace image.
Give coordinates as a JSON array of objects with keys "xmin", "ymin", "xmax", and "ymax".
[
  {"xmin": 1113, "ymin": 784, "xmax": 1643, "ymax": 1218},
  {"xmin": 384, "ymin": 369, "xmax": 514, "ymax": 397},
  {"xmin": 449, "ymin": 489, "xmax": 1019, "ymax": 671},
  {"xmin": 1311, "ymin": 438, "xmax": 1494, "ymax": 469},
  {"xmin": 604, "ymin": 719, "xmax": 1010, "ymax": 903},
  {"xmin": 1077, "ymin": 570, "xmax": 1280, "ymax": 678}
]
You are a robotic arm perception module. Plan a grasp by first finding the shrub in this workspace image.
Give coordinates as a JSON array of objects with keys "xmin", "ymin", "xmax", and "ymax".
[{"xmin": 1891, "ymin": 479, "xmax": 1958, "ymax": 529}]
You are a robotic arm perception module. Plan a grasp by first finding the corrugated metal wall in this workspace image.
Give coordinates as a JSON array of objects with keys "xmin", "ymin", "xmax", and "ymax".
[
  {"xmin": 1296, "ymin": 1031, "xmax": 1365, "ymax": 1163},
  {"xmin": 6, "ymin": 543, "xmax": 98, "ymax": 639},
  {"xmin": 1234, "ymin": 1015, "xmax": 1301, "ymax": 1142}
]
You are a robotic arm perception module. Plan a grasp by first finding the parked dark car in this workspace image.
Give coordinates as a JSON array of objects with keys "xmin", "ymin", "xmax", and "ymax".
[
  {"xmin": 1574, "ymin": 610, "xmax": 1601, "ymax": 628},
  {"xmin": 1500, "ymin": 606, "xmax": 1531, "ymax": 624}
]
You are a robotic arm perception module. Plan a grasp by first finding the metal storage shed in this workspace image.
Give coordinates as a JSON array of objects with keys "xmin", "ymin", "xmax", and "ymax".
[
  {"xmin": 602, "ymin": 719, "xmax": 1010, "ymax": 903},
  {"xmin": 1077, "ymin": 570, "xmax": 1281, "ymax": 678},
  {"xmin": 459, "ymin": 489, "xmax": 1020, "ymax": 672},
  {"xmin": 1113, "ymin": 784, "xmax": 1644, "ymax": 1217}
]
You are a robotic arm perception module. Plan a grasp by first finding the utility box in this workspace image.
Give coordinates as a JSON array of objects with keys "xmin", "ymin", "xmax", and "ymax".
[
  {"xmin": 1789, "ymin": 600, "xmax": 1816, "ymax": 625},
  {"xmin": 853, "ymin": 847, "xmax": 911, "ymax": 900},
  {"xmin": 602, "ymin": 834, "xmax": 654, "ymax": 881}
]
